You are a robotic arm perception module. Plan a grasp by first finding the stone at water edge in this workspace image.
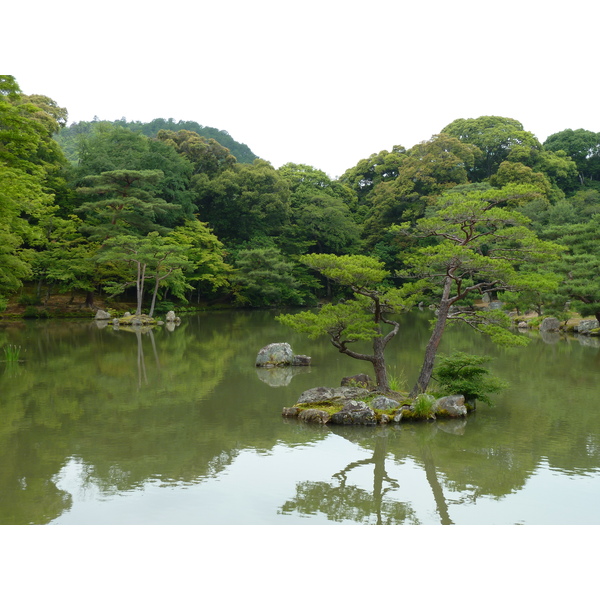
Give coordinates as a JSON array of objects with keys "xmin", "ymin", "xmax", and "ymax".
[
  {"xmin": 340, "ymin": 373, "xmax": 372, "ymax": 387},
  {"xmin": 433, "ymin": 395, "xmax": 467, "ymax": 418},
  {"xmin": 329, "ymin": 400, "xmax": 377, "ymax": 425},
  {"xmin": 539, "ymin": 317, "xmax": 560, "ymax": 332},
  {"xmin": 94, "ymin": 309, "xmax": 111, "ymax": 320},
  {"xmin": 576, "ymin": 319, "xmax": 599, "ymax": 334}
]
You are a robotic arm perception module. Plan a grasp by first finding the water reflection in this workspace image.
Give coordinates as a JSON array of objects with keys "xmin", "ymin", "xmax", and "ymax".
[{"xmin": 0, "ymin": 311, "xmax": 600, "ymax": 524}]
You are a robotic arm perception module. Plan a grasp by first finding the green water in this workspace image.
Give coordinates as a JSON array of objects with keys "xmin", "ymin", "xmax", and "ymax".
[{"xmin": 1, "ymin": 310, "xmax": 599, "ymax": 525}]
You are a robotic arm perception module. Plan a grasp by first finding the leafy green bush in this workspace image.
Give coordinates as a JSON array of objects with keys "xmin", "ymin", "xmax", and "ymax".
[
  {"xmin": 18, "ymin": 293, "xmax": 41, "ymax": 306},
  {"xmin": 433, "ymin": 351, "xmax": 508, "ymax": 407},
  {"xmin": 23, "ymin": 306, "xmax": 50, "ymax": 319},
  {"xmin": 154, "ymin": 301, "xmax": 176, "ymax": 314}
]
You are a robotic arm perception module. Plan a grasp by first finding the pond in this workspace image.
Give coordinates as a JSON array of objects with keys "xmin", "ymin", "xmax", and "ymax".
[{"xmin": 1, "ymin": 309, "xmax": 600, "ymax": 525}]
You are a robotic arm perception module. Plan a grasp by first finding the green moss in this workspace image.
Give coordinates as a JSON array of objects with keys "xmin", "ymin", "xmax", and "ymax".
[{"xmin": 296, "ymin": 401, "xmax": 345, "ymax": 417}]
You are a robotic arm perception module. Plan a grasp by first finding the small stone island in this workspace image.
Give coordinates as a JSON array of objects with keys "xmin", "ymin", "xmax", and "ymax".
[{"xmin": 281, "ymin": 380, "xmax": 471, "ymax": 426}]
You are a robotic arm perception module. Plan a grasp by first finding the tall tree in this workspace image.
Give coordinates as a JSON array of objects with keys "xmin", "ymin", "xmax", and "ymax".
[
  {"xmin": 167, "ymin": 219, "xmax": 231, "ymax": 303},
  {"xmin": 194, "ymin": 159, "xmax": 291, "ymax": 243},
  {"xmin": 76, "ymin": 169, "xmax": 181, "ymax": 240},
  {"xmin": 395, "ymin": 184, "xmax": 564, "ymax": 395},
  {"xmin": 543, "ymin": 128, "xmax": 600, "ymax": 185},
  {"xmin": 441, "ymin": 116, "xmax": 541, "ymax": 181},
  {"xmin": 232, "ymin": 246, "xmax": 304, "ymax": 307},
  {"xmin": 156, "ymin": 129, "xmax": 236, "ymax": 177},
  {"xmin": 0, "ymin": 76, "xmax": 67, "ymax": 308},
  {"xmin": 73, "ymin": 124, "xmax": 196, "ymax": 224},
  {"xmin": 99, "ymin": 232, "xmax": 192, "ymax": 316},
  {"xmin": 542, "ymin": 213, "xmax": 600, "ymax": 322},
  {"xmin": 277, "ymin": 254, "xmax": 424, "ymax": 391},
  {"xmin": 279, "ymin": 163, "xmax": 360, "ymax": 255},
  {"xmin": 361, "ymin": 133, "xmax": 480, "ymax": 247}
]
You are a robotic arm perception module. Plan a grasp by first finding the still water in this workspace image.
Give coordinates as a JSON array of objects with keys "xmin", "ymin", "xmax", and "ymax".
[{"xmin": 1, "ymin": 309, "xmax": 599, "ymax": 525}]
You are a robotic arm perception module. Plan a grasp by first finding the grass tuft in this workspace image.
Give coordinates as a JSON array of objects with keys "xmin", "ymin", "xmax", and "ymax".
[{"xmin": 3, "ymin": 345, "xmax": 24, "ymax": 362}]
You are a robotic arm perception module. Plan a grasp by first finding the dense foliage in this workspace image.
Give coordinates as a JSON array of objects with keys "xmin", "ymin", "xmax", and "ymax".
[{"xmin": 2, "ymin": 76, "xmax": 599, "ymax": 394}]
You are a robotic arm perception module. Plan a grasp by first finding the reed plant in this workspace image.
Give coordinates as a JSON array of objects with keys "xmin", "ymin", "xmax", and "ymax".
[{"xmin": 2, "ymin": 345, "xmax": 23, "ymax": 362}]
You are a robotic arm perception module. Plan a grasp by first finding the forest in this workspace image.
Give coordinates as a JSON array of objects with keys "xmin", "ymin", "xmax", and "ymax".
[{"xmin": 2, "ymin": 74, "xmax": 600, "ymax": 343}]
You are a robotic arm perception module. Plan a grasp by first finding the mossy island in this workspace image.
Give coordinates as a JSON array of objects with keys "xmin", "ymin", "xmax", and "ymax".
[{"xmin": 281, "ymin": 382, "xmax": 471, "ymax": 426}]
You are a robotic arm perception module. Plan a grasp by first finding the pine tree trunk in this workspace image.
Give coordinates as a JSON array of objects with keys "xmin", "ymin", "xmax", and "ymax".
[
  {"xmin": 372, "ymin": 337, "xmax": 390, "ymax": 392},
  {"xmin": 411, "ymin": 277, "xmax": 452, "ymax": 396}
]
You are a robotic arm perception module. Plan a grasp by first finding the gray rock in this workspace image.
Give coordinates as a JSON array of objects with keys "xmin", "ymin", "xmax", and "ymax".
[
  {"xmin": 282, "ymin": 407, "xmax": 299, "ymax": 418},
  {"xmin": 517, "ymin": 321, "xmax": 528, "ymax": 328},
  {"xmin": 256, "ymin": 342, "xmax": 295, "ymax": 367},
  {"xmin": 488, "ymin": 301, "xmax": 504, "ymax": 310},
  {"xmin": 123, "ymin": 312, "xmax": 131, "ymax": 318},
  {"xmin": 371, "ymin": 395, "xmax": 401, "ymax": 410},
  {"xmin": 94, "ymin": 309, "xmax": 111, "ymax": 320},
  {"xmin": 295, "ymin": 386, "xmax": 370, "ymax": 406},
  {"xmin": 165, "ymin": 311, "xmax": 177, "ymax": 322},
  {"xmin": 393, "ymin": 408, "xmax": 409, "ymax": 423},
  {"xmin": 255, "ymin": 343, "xmax": 311, "ymax": 368},
  {"xmin": 340, "ymin": 373, "xmax": 372, "ymax": 387},
  {"xmin": 291, "ymin": 354, "xmax": 311, "ymax": 366},
  {"xmin": 298, "ymin": 409, "xmax": 330, "ymax": 424},
  {"xmin": 539, "ymin": 317, "xmax": 560, "ymax": 332},
  {"xmin": 434, "ymin": 395, "xmax": 467, "ymax": 418},
  {"xmin": 576, "ymin": 319, "xmax": 599, "ymax": 334},
  {"xmin": 296, "ymin": 387, "xmax": 335, "ymax": 405},
  {"xmin": 332, "ymin": 387, "xmax": 371, "ymax": 402},
  {"xmin": 329, "ymin": 400, "xmax": 376, "ymax": 425}
]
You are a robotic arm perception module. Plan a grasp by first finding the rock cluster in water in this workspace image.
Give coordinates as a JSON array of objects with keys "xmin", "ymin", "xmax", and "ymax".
[{"xmin": 281, "ymin": 376, "xmax": 470, "ymax": 426}]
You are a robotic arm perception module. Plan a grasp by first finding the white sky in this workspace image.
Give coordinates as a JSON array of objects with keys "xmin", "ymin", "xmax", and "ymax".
[{"xmin": 6, "ymin": 0, "xmax": 599, "ymax": 178}]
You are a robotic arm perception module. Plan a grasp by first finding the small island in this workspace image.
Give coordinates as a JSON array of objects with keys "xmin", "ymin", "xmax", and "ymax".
[{"xmin": 281, "ymin": 381, "xmax": 470, "ymax": 426}]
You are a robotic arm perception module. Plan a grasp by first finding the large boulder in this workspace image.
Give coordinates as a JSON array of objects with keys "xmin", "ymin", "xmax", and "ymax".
[
  {"xmin": 94, "ymin": 309, "xmax": 111, "ymax": 320},
  {"xmin": 433, "ymin": 395, "xmax": 467, "ymax": 418},
  {"xmin": 371, "ymin": 395, "xmax": 401, "ymax": 411},
  {"xmin": 329, "ymin": 400, "xmax": 377, "ymax": 425},
  {"xmin": 539, "ymin": 317, "xmax": 560, "ymax": 332},
  {"xmin": 576, "ymin": 319, "xmax": 599, "ymax": 334},
  {"xmin": 256, "ymin": 343, "xmax": 311, "ymax": 368}
]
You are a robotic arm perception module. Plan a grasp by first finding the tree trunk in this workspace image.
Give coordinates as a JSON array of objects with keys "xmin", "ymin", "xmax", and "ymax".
[
  {"xmin": 84, "ymin": 290, "xmax": 96, "ymax": 309},
  {"xmin": 411, "ymin": 277, "xmax": 452, "ymax": 396},
  {"xmin": 148, "ymin": 278, "xmax": 160, "ymax": 318},
  {"xmin": 136, "ymin": 263, "xmax": 146, "ymax": 315},
  {"xmin": 372, "ymin": 337, "xmax": 389, "ymax": 392}
]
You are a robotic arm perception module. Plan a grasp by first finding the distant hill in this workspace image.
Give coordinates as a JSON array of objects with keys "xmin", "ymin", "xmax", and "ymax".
[{"xmin": 56, "ymin": 117, "xmax": 260, "ymax": 164}]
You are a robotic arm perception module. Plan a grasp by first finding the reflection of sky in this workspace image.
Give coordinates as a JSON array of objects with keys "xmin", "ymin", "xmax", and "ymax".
[{"xmin": 50, "ymin": 437, "xmax": 600, "ymax": 525}]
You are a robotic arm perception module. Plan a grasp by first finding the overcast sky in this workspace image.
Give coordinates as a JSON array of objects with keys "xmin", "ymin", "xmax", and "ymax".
[{"xmin": 6, "ymin": 0, "xmax": 599, "ymax": 178}]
